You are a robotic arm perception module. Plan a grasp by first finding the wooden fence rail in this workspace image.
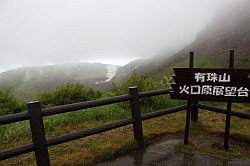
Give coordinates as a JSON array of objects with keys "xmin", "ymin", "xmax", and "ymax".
[
  {"xmin": 0, "ymin": 87, "xmax": 179, "ymax": 164},
  {"xmin": 198, "ymin": 104, "xmax": 250, "ymax": 119},
  {"xmin": 0, "ymin": 87, "xmax": 249, "ymax": 165}
]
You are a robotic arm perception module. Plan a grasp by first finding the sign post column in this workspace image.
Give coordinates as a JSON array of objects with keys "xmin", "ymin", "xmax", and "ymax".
[
  {"xmin": 190, "ymin": 52, "xmax": 199, "ymax": 122},
  {"xmin": 170, "ymin": 50, "xmax": 249, "ymax": 149},
  {"xmin": 224, "ymin": 49, "xmax": 234, "ymax": 150},
  {"xmin": 184, "ymin": 52, "xmax": 194, "ymax": 145}
]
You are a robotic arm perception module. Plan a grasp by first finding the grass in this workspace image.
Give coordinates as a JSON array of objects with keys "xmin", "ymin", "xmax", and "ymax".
[
  {"xmin": 173, "ymin": 104, "xmax": 250, "ymax": 160},
  {"xmin": 0, "ymin": 98, "xmax": 250, "ymax": 165}
]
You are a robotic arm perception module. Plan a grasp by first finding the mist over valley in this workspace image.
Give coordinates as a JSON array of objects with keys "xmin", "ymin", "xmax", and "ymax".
[
  {"xmin": 0, "ymin": 0, "xmax": 249, "ymax": 100},
  {"xmin": 1, "ymin": 1, "xmax": 250, "ymax": 165}
]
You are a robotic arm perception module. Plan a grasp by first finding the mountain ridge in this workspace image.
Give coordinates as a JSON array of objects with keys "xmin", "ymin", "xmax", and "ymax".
[
  {"xmin": 162, "ymin": 0, "xmax": 250, "ymax": 69},
  {"xmin": 111, "ymin": 0, "xmax": 250, "ymax": 84},
  {"xmin": 0, "ymin": 62, "xmax": 119, "ymax": 99}
]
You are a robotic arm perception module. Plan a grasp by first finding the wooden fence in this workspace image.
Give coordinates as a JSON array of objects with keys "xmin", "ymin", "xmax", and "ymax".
[{"xmin": 0, "ymin": 87, "xmax": 249, "ymax": 166}]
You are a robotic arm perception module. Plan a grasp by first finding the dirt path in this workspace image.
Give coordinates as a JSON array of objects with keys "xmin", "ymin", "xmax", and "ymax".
[{"xmin": 96, "ymin": 136, "xmax": 250, "ymax": 166}]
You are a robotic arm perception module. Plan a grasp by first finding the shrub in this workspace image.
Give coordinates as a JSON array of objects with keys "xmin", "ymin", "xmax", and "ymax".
[
  {"xmin": 111, "ymin": 71, "xmax": 163, "ymax": 92},
  {"xmin": 110, "ymin": 72, "xmax": 165, "ymax": 108},
  {"xmin": 36, "ymin": 83, "xmax": 102, "ymax": 108},
  {"xmin": 0, "ymin": 89, "xmax": 25, "ymax": 116}
]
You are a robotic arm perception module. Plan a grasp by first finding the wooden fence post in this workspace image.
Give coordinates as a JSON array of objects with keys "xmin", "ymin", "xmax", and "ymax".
[
  {"xmin": 129, "ymin": 87, "xmax": 144, "ymax": 148},
  {"xmin": 28, "ymin": 101, "xmax": 50, "ymax": 166},
  {"xmin": 224, "ymin": 49, "xmax": 234, "ymax": 150},
  {"xmin": 189, "ymin": 52, "xmax": 199, "ymax": 121}
]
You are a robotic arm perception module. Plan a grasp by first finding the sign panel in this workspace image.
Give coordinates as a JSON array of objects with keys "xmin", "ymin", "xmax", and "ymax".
[{"xmin": 170, "ymin": 68, "xmax": 250, "ymax": 103}]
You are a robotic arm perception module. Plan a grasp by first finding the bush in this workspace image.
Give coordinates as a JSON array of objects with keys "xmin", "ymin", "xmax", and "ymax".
[
  {"xmin": 36, "ymin": 83, "xmax": 102, "ymax": 108},
  {"xmin": 110, "ymin": 72, "xmax": 165, "ymax": 108},
  {"xmin": 0, "ymin": 89, "xmax": 25, "ymax": 116},
  {"xmin": 111, "ymin": 71, "xmax": 163, "ymax": 92}
]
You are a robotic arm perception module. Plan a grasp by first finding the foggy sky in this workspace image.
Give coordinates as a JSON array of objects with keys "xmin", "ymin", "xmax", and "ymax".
[{"xmin": 0, "ymin": 0, "xmax": 226, "ymax": 73}]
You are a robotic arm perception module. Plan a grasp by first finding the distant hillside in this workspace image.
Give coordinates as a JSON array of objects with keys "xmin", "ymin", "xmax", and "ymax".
[
  {"xmin": 162, "ymin": 0, "xmax": 250, "ymax": 69},
  {"xmin": 0, "ymin": 63, "xmax": 119, "ymax": 100},
  {"xmin": 112, "ymin": 0, "xmax": 250, "ymax": 83},
  {"xmin": 111, "ymin": 50, "xmax": 175, "ymax": 84}
]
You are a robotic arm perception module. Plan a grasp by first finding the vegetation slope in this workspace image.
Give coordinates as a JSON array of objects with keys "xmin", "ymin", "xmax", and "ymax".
[
  {"xmin": 1, "ymin": 0, "xmax": 250, "ymax": 165},
  {"xmin": 112, "ymin": 0, "xmax": 250, "ymax": 84}
]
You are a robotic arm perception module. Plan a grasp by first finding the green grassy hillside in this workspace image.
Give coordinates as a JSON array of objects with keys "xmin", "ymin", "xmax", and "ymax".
[
  {"xmin": 160, "ymin": 1, "xmax": 250, "ymax": 70},
  {"xmin": 112, "ymin": 0, "xmax": 250, "ymax": 84}
]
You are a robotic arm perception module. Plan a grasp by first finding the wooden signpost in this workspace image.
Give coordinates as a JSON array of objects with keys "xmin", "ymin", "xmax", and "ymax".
[
  {"xmin": 170, "ymin": 50, "xmax": 250, "ymax": 150},
  {"xmin": 171, "ymin": 68, "xmax": 250, "ymax": 103}
]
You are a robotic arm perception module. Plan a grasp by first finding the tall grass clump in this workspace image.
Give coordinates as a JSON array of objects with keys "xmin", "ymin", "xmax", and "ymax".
[
  {"xmin": 42, "ymin": 103, "xmax": 130, "ymax": 131},
  {"xmin": 110, "ymin": 71, "xmax": 180, "ymax": 111}
]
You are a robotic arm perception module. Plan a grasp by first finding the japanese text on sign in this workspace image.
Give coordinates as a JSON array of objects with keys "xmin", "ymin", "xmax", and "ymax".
[
  {"xmin": 194, "ymin": 73, "xmax": 230, "ymax": 82},
  {"xmin": 179, "ymin": 85, "xmax": 249, "ymax": 97},
  {"xmin": 171, "ymin": 67, "xmax": 250, "ymax": 103},
  {"xmin": 179, "ymin": 72, "xmax": 249, "ymax": 97}
]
